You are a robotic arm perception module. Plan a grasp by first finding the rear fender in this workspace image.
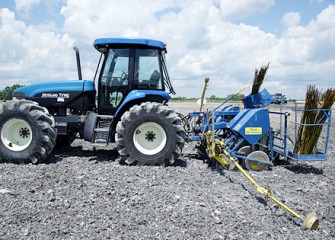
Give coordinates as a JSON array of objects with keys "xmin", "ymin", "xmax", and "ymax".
[{"xmin": 115, "ymin": 90, "xmax": 170, "ymax": 119}]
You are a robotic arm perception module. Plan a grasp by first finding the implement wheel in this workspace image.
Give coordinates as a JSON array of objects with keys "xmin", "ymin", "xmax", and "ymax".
[
  {"xmin": 237, "ymin": 145, "xmax": 251, "ymax": 167},
  {"xmin": 115, "ymin": 102, "xmax": 185, "ymax": 166},
  {"xmin": 302, "ymin": 211, "xmax": 319, "ymax": 230},
  {"xmin": 245, "ymin": 151, "xmax": 269, "ymax": 171},
  {"xmin": 0, "ymin": 100, "xmax": 56, "ymax": 164}
]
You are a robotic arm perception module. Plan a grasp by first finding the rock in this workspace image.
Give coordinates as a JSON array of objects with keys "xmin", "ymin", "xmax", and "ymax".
[{"xmin": 0, "ymin": 189, "xmax": 11, "ymax": 194}]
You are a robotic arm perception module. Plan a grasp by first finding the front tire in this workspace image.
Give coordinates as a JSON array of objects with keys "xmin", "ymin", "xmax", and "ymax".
[
  {"xmin": 115, "ymin": 102, "xmax": 185, "ymax": 166},
  {"xmin": 0, "ymin": 100, "xmax": 57, "ymax": 164}
]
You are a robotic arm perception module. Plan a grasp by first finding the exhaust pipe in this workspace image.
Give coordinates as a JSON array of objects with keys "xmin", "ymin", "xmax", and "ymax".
[{"xmin": 73, "ymin": 46, "xmax": 83, "ymax": 80}]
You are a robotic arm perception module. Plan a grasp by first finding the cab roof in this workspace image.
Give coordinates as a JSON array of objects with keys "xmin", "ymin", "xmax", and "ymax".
[{"xmin": 94, "ymin": 38, "xmax": 166, "ymax": 53}]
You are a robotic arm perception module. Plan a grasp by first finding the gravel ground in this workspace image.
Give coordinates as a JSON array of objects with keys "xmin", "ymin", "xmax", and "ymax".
[{"xmin": 1, "ymin": 102, "xmax": 334, "ymax": 240}]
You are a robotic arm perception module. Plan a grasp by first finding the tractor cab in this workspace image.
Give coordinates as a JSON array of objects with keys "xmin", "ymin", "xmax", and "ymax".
[{"xmin": 93, "ymin": 38, "xmax": 175, "ymax": 116}]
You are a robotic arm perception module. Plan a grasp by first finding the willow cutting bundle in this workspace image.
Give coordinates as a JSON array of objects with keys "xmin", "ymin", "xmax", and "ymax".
[
  {"xmin": 294, "ymin": 85, "xmax": 335, "ymax": 155},
  {"xmin": 251, "ymin": 63, "xmax": 270, "ymax": 94}
]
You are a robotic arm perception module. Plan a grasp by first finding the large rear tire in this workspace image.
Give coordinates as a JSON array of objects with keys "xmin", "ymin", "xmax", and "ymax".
[
  {"xmin": 115, "ymin": 102, "xmax": 185, "ymax": 166},
  {"xmin": 0, "ymin": 100, "xmax": 57, "ymax": 164}
]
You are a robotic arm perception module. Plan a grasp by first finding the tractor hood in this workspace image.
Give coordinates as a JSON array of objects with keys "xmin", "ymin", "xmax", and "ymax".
[{"xmin": 13, "ymin": 80, "xmax": 95, "ymax": 98}]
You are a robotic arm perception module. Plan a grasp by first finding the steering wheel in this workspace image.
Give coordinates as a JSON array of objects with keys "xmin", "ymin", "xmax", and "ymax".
[{"xmin": 120, "ymin": 71, "xmax": 128, "ymax": 85}]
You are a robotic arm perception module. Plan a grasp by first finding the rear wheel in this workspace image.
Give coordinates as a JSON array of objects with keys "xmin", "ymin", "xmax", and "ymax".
[
  {"xmin": 115, "ymin": 102, "xmax": 185, "ymax": 166},
  {"xmin": 0, "ymin": 100, "xmax": 57, "ymax": 164}
]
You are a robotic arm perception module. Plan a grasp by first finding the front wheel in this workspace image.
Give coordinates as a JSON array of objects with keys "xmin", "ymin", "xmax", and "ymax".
[
  {"xmin": 115, "ymin": 102, "xmax": 185, "ymax": 166},
  {"xmin": 0, "ymin": 100, "xmax": 57, "ymax": 164}
]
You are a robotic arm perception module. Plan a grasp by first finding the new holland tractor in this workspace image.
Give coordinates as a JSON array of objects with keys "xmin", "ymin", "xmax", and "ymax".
[{"xmin": 0, "ymin": 38, "xmax": 185, "ymax": 165}]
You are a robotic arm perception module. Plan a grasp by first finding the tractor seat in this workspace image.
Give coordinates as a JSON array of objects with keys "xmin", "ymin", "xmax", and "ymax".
[
  {"xmin": 111, "ymin": 77, "xmax": 119, "ymax": 86},
  {"xmin": 149, "ymin": 70, "xmax": 160, "ymax": 89}
]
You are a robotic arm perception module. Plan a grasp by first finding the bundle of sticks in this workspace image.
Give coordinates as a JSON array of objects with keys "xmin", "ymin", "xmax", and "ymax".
[
  {"xmin": 251, "ymin": 63, "xmax": 270, "ymax": 95},
  {"xmin": 294, "ymin": 85, "xmax": 335, "ymax": 154}
]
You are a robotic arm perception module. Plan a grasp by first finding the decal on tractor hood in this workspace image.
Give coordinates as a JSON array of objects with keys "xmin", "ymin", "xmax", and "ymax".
[{"xmin": 41, "ymin": 93, "xmax": 70, "ymax": 98}]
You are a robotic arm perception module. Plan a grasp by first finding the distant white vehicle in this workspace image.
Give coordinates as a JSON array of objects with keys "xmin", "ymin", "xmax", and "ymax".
[{"xmin": 271, "ymin": 93, "xmax": 287, "ymax": 104}]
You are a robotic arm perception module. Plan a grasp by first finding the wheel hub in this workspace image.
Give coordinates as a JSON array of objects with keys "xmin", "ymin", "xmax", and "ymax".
[
  {"xmin": 1, "ymin": 118, "xmax": 33, "ymax": 152},
  {"xmin": 145, "ymin": 131, "xmax": 156, "ymax": 142},
  {"xmin": 133, "ymin": 122, "xmax": 167, "ymax": 155},
  {"xmin": 19, "ymin": 127, "xmax": 30, "ymax": 138}
]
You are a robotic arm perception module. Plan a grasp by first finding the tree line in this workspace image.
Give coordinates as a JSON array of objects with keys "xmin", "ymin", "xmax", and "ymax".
[{"xmin": 0, "ymin": 84, "xmax": 24, "ymax": 100}]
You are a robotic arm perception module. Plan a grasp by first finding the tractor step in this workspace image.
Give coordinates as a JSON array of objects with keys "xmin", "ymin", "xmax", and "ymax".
[
  {"xmin": 92, "ymin": 143, "xmax": 109, "ymax": 147},
  {"xmin": 92, "ymin": 115, "xmax": 114, "ymax": 146},
  {"xmin": 94, "ymin": 128, "xmax": 110, "ymax": 132},
  {"xmin": 96, "ymin": 115, "xmax": 114, "ymax": 119}
]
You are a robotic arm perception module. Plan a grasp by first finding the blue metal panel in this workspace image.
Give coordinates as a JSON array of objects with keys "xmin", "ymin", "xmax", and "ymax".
[
  {"xmin": 243, "ymin": 88, "xmax": 273, "ymax": 108},
  {"xmin": 227, "ymin": 109, "xmax": 250, "ymax": 130},
  {"xmin": 14, "ymin": 80, "xmax": 94, "ymax": 97},
  {"xmin": 115, "ymin": 90, "xmax": 170, "ymax": 117},
  {"xmin": 186, "ymin": 106, "xmax": 240, "ymax": 133},
  {"xmin": 94, "ymin": 38, "xmax": 165, "ymax": 50},
  {"xmin": 191, "ymin": 136, "xmax": 203, "ymax": 141},
  {"xmin": 215, "ymin": 105, "xmax": 240, "ymax": 123},
  {"xmin": 231, "ymin": 108, "xmax": 270, "ymax": 145},
  {"xmin": 221, "ymin": 105, "xmax": 240, "ymax": 114},
  {"xmin": 83, "ymin": 80, "xmax": 95, "ymax": 91},
  {"xmin": 199, "ymin": 121, "xmax": 229, "ymax": 132},
  {"xmin": 288, "ymin": 151, "xmax": 328, "ymax": 161}
]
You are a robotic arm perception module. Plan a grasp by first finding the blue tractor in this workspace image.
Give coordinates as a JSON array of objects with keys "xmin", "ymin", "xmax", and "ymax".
[{"xmin": 0, "ymin": 38, "xmax": 185, "ymax": 165}]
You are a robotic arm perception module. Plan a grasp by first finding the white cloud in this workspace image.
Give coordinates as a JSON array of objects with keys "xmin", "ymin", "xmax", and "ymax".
[
  {"xmin": 275, "ymin": 5, "xmax": 335, "ymax": 81},
  {"xmin": 14, "ymin": 0, "xmax": 66, "ymax": 21},
  {"xmin": 281, "ymin": 12, "xmax": 301, "ymax": 27},
  {"xmin": 0, "ymin": 8, "xmax": 76, "ymax": 85},
  {"xmin": 217, "ymin": 0, "xmax": 275, "ymax": 20},
  {"xmin": 0, "ymin": 1, "xmax": 334, "ymax": 100},
  {"xmin": 268, "ymin": 40, "xmax": 334, "ymax": 94},
  {"xmin": 15, "ymin": 0, "xmax": 42, "ymax": 13}
]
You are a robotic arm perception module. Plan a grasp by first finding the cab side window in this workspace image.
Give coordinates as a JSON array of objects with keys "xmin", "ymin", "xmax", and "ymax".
[{"xmin": 135, "ymin": 49, "xmax": 163, "ymax": 90}]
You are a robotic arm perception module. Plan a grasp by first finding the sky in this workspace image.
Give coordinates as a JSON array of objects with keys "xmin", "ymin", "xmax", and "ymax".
[{"xmin": 0, "ymin": 0, "xmax": 334, "ymax": 100}]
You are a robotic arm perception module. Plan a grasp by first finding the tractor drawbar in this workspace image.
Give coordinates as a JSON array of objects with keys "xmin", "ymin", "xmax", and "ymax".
[{"xmin": 213, "ymin": 143, "xmax": 319, "ymax": 231}]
